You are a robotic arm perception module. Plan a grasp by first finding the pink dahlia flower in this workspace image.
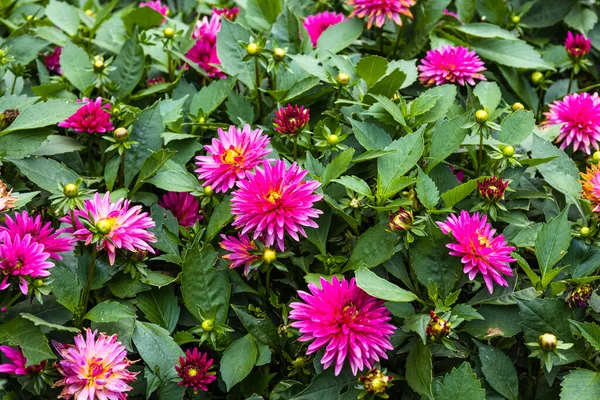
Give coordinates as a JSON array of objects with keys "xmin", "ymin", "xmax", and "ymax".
[
  {"xmin": 59, "ymin": 192, "xmax": 156, "ymax": 265},
  {"xmin": 303, "ymin": 11, "xmax": 346, "ymax": 47},
  {"xmin": 44, "ymin": 46, "xmax": 62, "ymax": 75},
  {"xmin": 159, "ymin": 192, "xmax": 202, "ymax": 227},
  {"xmin": 273, "ymin": 104, "xmax": 310, "ymax": 135},
  {"xmin": 212, "ymin": 7, "xmax": 240, "ymax": 21},
  {"xmin": 53, "ymin": 329, "xmax": 137, "ymax": 400},
  {"xmin": 418, "ymin": 46, "xmax": 487, "ymax": 87},
  {"xmin": 0, "ymin": 233, "xmax": 53, "ymax": 295},
  {"xmin": 545, "ymin": 92, "xmax": 600, "ymax": 154},
  {"xmin": 0, "ymin": 346, "xmax": 46, "ymax": 375},
  {"xmin": 58, "ymin": 97, "xmax": 114, "ymax": 134},
  {"xmin": 565, "ymin": 31, "xmax": 591, "ymax": 59},
  {"xmin": 289, "ymin": 276, "xmax": 396, "ymax": 376},
  {"xmin": 219, "ymin": 233, "xmax": 260, "ymax": 276},
  {"xmin": 186, "ymin": 14, "xmax": 225, "ymax": 78},
  {"xmin": 1, "ymin": 211, "xmax": 74, "ymax": 260},
  {"xmin": 195, "ymin": 124, "xmax": 271, "ymax": 193},
  {"xmin": 231, "ymin": 160, "xmax": 323, "ymax": 251},
  {"xmin": 140, "ymin": 0, "xmax": 168, "ymax": 21},
  {"xmin": 437, "ymin": 211, "xmax": 515, "ymax": 293},
  {"xmin": 175, "ymin": 348, "xmax": 217, "ymax": 392},
  {"xmin": 348, "ymin": 0, "xmax": 415, "ymax": 29}
]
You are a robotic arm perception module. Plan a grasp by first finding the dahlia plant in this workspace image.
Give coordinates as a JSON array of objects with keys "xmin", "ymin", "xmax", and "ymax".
[{"xmin": 1, "ymin": 1, "xmax": 600, "ymax": 399}]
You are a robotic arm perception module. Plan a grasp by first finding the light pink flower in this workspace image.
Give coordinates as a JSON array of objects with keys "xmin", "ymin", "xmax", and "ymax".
[
  {"xmin": 58, "ymin": 97, "xmax": 114, "ymax": 134},
  {"xmin": 159, "ymin": 192, "xmax": 202, "ymax": 227},
  {"xmin": 1, "ymin": 211, "xmax": 74, "ymax": 260},
  {"xmin": 186, "ymin": 14, "xmax": 225, "ymax": 78},
  {"xmin": 545, "ymin": 92, "xmax": 600, "ymax": 154},
  {"xmin": 0, "ymin": 346, "xmax": 46, "ymax": 375},
  {"xmin": 418, "ymin": 46, "xmax": 487, "ymax": 86},
  {"xmin": 219, "ymin": 233, "xmax": 260, "ymax": 276},
  {"xmin": 175, "ymin": 348, "xmax": 217, "ymax": 392},
  {"xmin": 303, "ymin": 12, "xmax": 346, "ymax": 47},
  {"xmin": 53, "ymin": 329, "xmax": 137, "ymax": 400},
  {"xmin": 44, "ymin": 46, "xmax": 62, "ymax": 74},
  {"xmin": 565, "ymin": 31, "xmax": 591, "ymax": 59},
  {"xmin": 347, "ymin": 0, "xmax": 415, "ymax": 29},
  {"xmin": 231, "ymin": 160, "xmax": 322, "ymax": 251},
  {"xmin": 437, "ymin": 211, "xmax": 515, "ymax": 293},
  {"xmin": 289, "ymin": 276, "xmax": 396, "ymax": 376},
  {"xmin": 195, "ymin": 124, "xmax": 271, "ymax": 193},
  {"xmin": 0, "ymin": 233, "xmax": 53, "ymax": 294},
  {"xmin": 59, "ymin": 193, "xmax": 156, "ymax": 265},
  {"xmin": 140, "ymin": 0, "xmax": 168, "ymax": 21}
]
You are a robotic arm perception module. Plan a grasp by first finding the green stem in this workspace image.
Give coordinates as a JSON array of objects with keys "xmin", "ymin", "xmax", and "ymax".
[
  {"xmin": 70, "ymin": 209, "xmax": 77, "ymax": 232},
  {"xmin": 4, "ymin": 292, "xmax": 22, "ymax": 310},
  {"xmin": 379, "ymin": 27, "xmax": 385, "ymax": 54},
  {"xmin": 568, "ymin": 68, "xmax": 575, "ymax": 94},
  {"xmin": 119, "ymin": 151, "xmax": 126, "ymax": 189},
  {"xmin": 254, "ymin": 57, "xmax": 263, "ymax": 120},
  {"xmin": 264, "ymin": 266, "xmax": 272, "ymax": 310},
  {"xmin": 167, "ymin": 50, "xmax": 174, "ymax": 83},
  {"xmin": 477, "ymin": 128, "xmax": 484, "ymax": 176},
  {"xmin": 77, "ymin": 247, "xmax": 97, "ymax": 327},
  {"xmin": 272, "ymin": 70, "xmax": 277, "ymax": 91},
  {"xmin": 9, "ymin": 75, "xmax": 16, "ymax": 95},
  {"xmin": 293, "ymin": 137, "xmax": 298, "ymax": 161},
  {"xmin": 392, "ymin": 26, "xmax": 402, "ymax": 58},
  {"xmin": 536, "ymin": 89, "xmax": 545, "ymax": 121}
]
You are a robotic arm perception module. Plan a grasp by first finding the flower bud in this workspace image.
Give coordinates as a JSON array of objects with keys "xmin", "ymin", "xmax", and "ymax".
[
  {"xmin": 531, "ymin": 71, "xmax": 544, "ymax": 85},
  {"xmin": 426, "ymin": 310, "xmax": 451, "ymax": 341},
  {"xmin": 201, "ymin": 319, "xmax": 214, "ymax": 332},
  {"xmin": 538, "ymin": 333, "xmax": 557, "ymax": 351},
  {"xmin": 336, "ymin": 72, "xmax": 350, "ymax": 85},
  {"xmin": 567, "ymin": 284, "xmax": 593, "ymax": 308},
  {"xmin": 580, "ymin": 226, "xmax": 591, "ymax": 237},
  {"xmin": 273, "ymin": 48, "xmax": 286, "ymax": 61},
  {"xmin": 350, "ymin": 198, "xmax": 361, "ymax": 209},
  {"xmin": 96, "ymin": 218, "xmax": 114, "ymax": 235},
  {"xmin": 512, "ymin": 102, "xmax": 524, "ymax": 111},
  {"xmin": 503, "ymin": 146, "xmax": 515, "ymax": 157},
  {"xmin": 246, "ymin": 43, "xmax": 260, "ymax": 56},
  {"xmin": 291, "ymin": 356, "xmax": 306, "ymax": 368},
  {"xmin": 85, "ymin": 9, "xmax": 96, "ymax": 17},
  {"xmin": 359, "ymin": 369, "xmax": 392, "ymax": 396},
  {"xmin": 475, "ymin": 109, "xmax": 488, "ymax": 123},
  {"xmin": 203, "ymin": 185, "xmax": 214, "ymax": 197},
  {"xmin": 63, "ymin": 183, "xmax": 79, "ymax": 198},
  {"xmin": 511, "ymin": 15, "xmax": 521, "ymax": 24},
  {"xmin": 93, "ymin": 58, "xmax": 105, "ymax": 72},
  {"xmin": 33, "ymin": 279, "xmax": 44, "ymax": 288},
  {"xmin": 163, "ymin": 27, "xmax": 175, "ymax": 39},
  {"xmin": 113, "ymin": 127, "xmax": 129, "ymax": 141},
  {"xmin": 262, "ymin": 248, "xmax": 277, "ymax": 264},
  {"xmin": 593, "ymin": 151, "xmax": 600, "ymax": 163},
  {"xmin": 389, "ymin": 208, "xmax": 413, "ymax": 232},
  {"xmin": 477, "ymin": 176, "xmax": 508, "ymax": 203},
  {"xmin": 327, "ymin": 134, "xmax": 339, "ymax": 145}
]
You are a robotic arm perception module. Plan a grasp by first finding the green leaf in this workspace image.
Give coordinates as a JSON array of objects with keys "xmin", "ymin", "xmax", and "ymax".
[
  {"xmin": 232, "ymin": 305, "xmax": 279, "ymax": 350},
  {"xmin": 565, "ymin": 4, "xmax": 598, "ymax": 34},
  {"xmin": 110, "ymin": 32, "xmax": 144, "ymax": 98},
  {"xmin": 0, "ymin": 130, "xmax": 51, "ymax": 159},
  {"xmin": 442, "ymin": 179, "xmax": 479, "ymax": 208},
  {"xmin": 456, "ymin": 0, "xmax": 476, "ymax": 22},
  {"xmin": 452, "ymin": 23, "xmax": 517, "ymax": 40},
  {"xmin": 417, "ymin": 85, "xmax": 457, "ymax": 124},
  {"xmin": 189, "ymin": 77, "xmax": 236, "ymax": 116},
  {"xmin": 217, "ymin": 20, "xmax": 255, "ymax": 89},
  {"xmin": 5, "ymin": 36, "xmax": 49, "ymax": 65},
  {"xmin": 20, "ymin": 313, "xmax": 79, "ymax": 333},
  {"xmin": 332, "ymin": 176, "xmax": 372, "ymax": 198},
  {"xmin": 355, "ymin": 268, "xmax": 418, "ymax": 302},
  {"xmin": 133, "ymin": 148, "xmax": 176, "ymax": 193},
  {"xmin": 433, "ymin": 362, "xmax": 485, "ymax": 400},
  {"xmin": 132, "ymin": 321, "xmax": 184, "ymax": 379},
  {"xmin": 475, "ymin": 340, "xmax": 519, "ymax": 400},
  {"xmin": 146, "ymin": 169, "xmax": 202, "ymax": 193},
  {"xmin": 535, "ymin": 207, "xmax": 572, "ymax": 276},
  {"xmin": 220, "ymin": 334, "xmax": 258, "ymax": 391},
  {"xmin": 378, "ymin": 128, "xmax": 424, "ymax": 194},
  {"xmin": 343, "ymin": 225, "xmax": 398, "ymax": 271},
  {"xmin": 366, "ymin": 69, "xmax": 407, "ymax": 100},
  {"xmin": 291, "ymin": 368, "xmax": 356, "ymax": 399},
  {"xmin": 137, "ymin": 287, "xmax": 180, "ymax": 334},
  {"xmin": 416, "ymin": 167, "xmax": 439, "ymax": 209},
  {"xmin": 522, "ymin": 0, "xmax": 577, "ymax": 28},
  {"xmin": 406, "ymin": 340, "xmax": 433, "ymax": 399},
  {"xmin": 316, "ymin": 18, "xmax": 363, "ymax": 56},
  {"xmin": 462, "ymin": 305, "xmax": 522, "ymax": 339},
  {"xmin": 85, "ymin": 301, "xmax": 135, "ymax": 323},
  {"xmin": 564, "ymin": 239, "xmax": 600, "ymax": 278},
  {"xmin": 560, "ymin": 369, "xmax": 600, "ymax": 400},
  {"xmin": 475, "ymin": 0, "xmax": 508, "ymax": 25},
  {"xmin": 369, "ymin": 94, "xmax": 407, "ymax": 127},
  {"xmin": 46, "ymin": 0, "xmax": 79, "ymax": 36},
  {"xmin": 1, "ymin": 99, "xmax": 84, "ymax": 135},
  {"xmin": 11, "ymin": 157, "xmax": 80, "ymax": 194},
  {"xmin": 401, "ymin": 0, "xmax": 449, "ymax": 59},
  {"xmin": 499, "ymin": 110, "xmax": 535, "ymax": 145},
  {"xmin": 517, "ymin": 298, "xmax": 575, "ymax": 342},
  {"xmin": 205, "ymin": 196, "xmax": 234, "ymax": 242},
  {"xmin": 405, "ymin": 314, "xmax": 430, "ymax": 344},
  {"xmin": 322, "ymin": 148, "xmax": 354, "ymax": 188},
  {"xmin": 60, "ymin": 41, "xmax": 95, "ymax": 93},
  {"xmin": 356, "ymin": 56, "xmax": 389, "ymax": 88},
  {"xmin": 125, "ymin": 103, "xmax": 164, "ymax": 186},
  {"xmin": 569, "ymin": 320, "xmax": 600, "ymax": 351},
  {"xmin": 32, "ymin": 135, "xmax": 84, "ymax": 157},
  {"xmin": 305, "ymin": 203, "xmax": 331, "ymax": 255},
  {"xmin": 473, "ymin": 81, "xmax": 502, "ymax": 112},
  {"xmin": 466, "ymin": 38, "xmax": 554, "ymax": 70},
  {"xmin": 0, "ymin": 318, "xmax": 55, "ymax": 366},
  {"xmin": 426, "ymin": 112, "xmax": 470, "ymax": 172},
  {"xmin": 50, "ymin": 264, "xmax": 82, "ymax": 312},
  {"xmin": 349, "ymin": 118, "xmax": 391, "ymax": 151},
  {"xmin": 122, "ymin": 6, "xmax": 163, "ymax": 31},
  {"xmin": 271, "ymin": 5, "xmax": 300, "ymax": 52}
]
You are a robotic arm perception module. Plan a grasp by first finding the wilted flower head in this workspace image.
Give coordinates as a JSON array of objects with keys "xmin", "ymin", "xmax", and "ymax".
[
  {"xmin": 580, "ymin": 163, "xmax": 600, "ymax": 213},
  {"xmin": 0, "ymin": 180, "xmax": 16, "ymax": 213},
  {"xmin": 58, "ymin": 97, "xmax": 114, "ymax": 134},
  {"xmin": 359, "ymin": 368, "xmax": 393, "ymax": 396},
  {"xmin": 212, "ymin": 7, "xmax": 240, "ymax": 21},
  {"xmin": 437, "ymin": 211, "xmax": 515, "ymax": 293},
  {"xmin": 186, "ymin": 14, "xmax": 224, "ymax": 78},
  {"xmin": 195, "ymin": 124, "xmax": 271, "ymax": 193},
  {"xmin": 388, "ymin": 208, "xmax": 413, "ymax": 232},
  {"xmin": 545, "ymin": 92, "xmax": 600, "ymax": 154},
  {"xmin": 289, "ymin": 276, "xmax": 396, "ymax": 376},
  {"xmin": 140, "ymin": 0, "xmax": 169, "ymax": 20},
  {"xmin": 158, "ymin": 192, "xmax": 202, "ymax": 227},
  {"xmin": 273, "ymin": 104, "xmax": 310, "ymax": 135},
  {"xmin": 567, "ymin": 284, "xmax": 594, "ymax": 308},
  {"xmin": 347, "ymin": 0, "xmax": 415, "ymax": 29},
  {"xmin": 565, "ymin": 31, "xmax": 591, "ymax": 59},
  {"xmin": 303, "ymin": 11, "xmax": 346, "ymax": 46},
  {"xmin": 0, "ymin": 233, "xmax": 53, "ymax": 295},
  {"xmin": 426, "ymin": 310, "xmax": 451, "ymax": 341},
  {"xmin": 147, "ymin": 76, "xmax": 165, "ymax": 86},
  {"xmin": 175, "ymin": 348, "xmax": 217, "ymax": 392},
  {"xmin": 477, "ymin": 176, "xmax": 509, "ymax": 203},
  {"xmin": 53, "ymin": 329, "xmax": 137, "ymax": 400},
  {"xmin": 219, "ymin": 233, "xmax": 260, "ymax": 276},
  {"xmin": 59, "ymin": 192, "xmax": 156, "ymax": 265},
  {"xmin": 418, "ymin": 46, "xmax": 487, "ymax": 86},
  {"xmin": 0, "ymin": 346, "xmax": 46, "ymax": 375},
  {"xmin": 231, "ymin": 160, "xmax": 323, "ymax": 251},
  {"xmin": 44, "ymin": 46, "xmax": 62, "ymax": 74}
]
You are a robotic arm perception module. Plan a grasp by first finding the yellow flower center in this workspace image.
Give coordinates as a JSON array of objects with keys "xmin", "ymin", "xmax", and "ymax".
[
  {"xmin": 266, "ymin": 190, "xmax": 281, "ymax": 204},
  {"xmin": 222, "ymin": 148, "xmax": 242, "ymax": 164},
  {"xmin": 478, "ymin": 234, "xmax": 490, "ymax": 247},
  {"xmin": 188, "ymin": 368, "xmax": 198, "ymax": 377}
]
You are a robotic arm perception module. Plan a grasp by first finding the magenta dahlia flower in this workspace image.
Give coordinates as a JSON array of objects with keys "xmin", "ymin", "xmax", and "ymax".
[
  {"xmin": 0, "ymin": 233, "xmax": 53, "ymax": 295},
  {"xmin": 219, "ymin": 233, "xmax": 260, "ymax": 276},
  {"xmin": 53, "ymin": 329, "xmax": 137, "ymax": 400},
  {"xmin": 289, "ymin": 276, "xmax": 396, "ymax": 376},
  {"xmin": 418, "ymin": 46, "xmax": 487, "ymax": 86},
  {"xmin": 44, "ymin": 46, "xmax": 62, "ymax": 74},
  {"xmin": 273, "ymin": 104, "xmax": 310, "ymax": 135},
  {"xmin": 175, "ymin": 348, "xmax": 217, "ymax": 392},
  {"xmin": 58, "ymin": 97, "xmax": 114, "ymax": 134},
  {"xmin": 140, "ymin": 0, "xmax": 168, "ymax": 21},
  {"xmin": 565, "ymin": 31, "xmax": 591, "ymax": 59},
  {"xmin": 231, "ymin": 160, "xmax": 323, "ymax": 251},
  {"xmin": 437, "ymin": 211, "xmax": 515, "ymax": 293},
  {"xmin": 195, "ymin": 124, "xmax": 271, "ymax": 193},
  {"xmin": 59, "ymin": 192, "xmax": 156, "ymax": 265},
  {"xmin": 186, "ymin": 14, "xmax": 225, "ymax": 78},
  {"xmin": 0, "ymin": 346, "xmax": 46, "ymax": 375},
  {"xmin": 348, "ymin": 0, "xmax": 415, "ymax": 29},
  {"xmin": 545, "ymin": 92, "xmax": 600, "ymax": 154},
  {"xmin": 159, "ymin": 192, "xmax": 202, "ymax": 227},
  {"xmin": 1, "ymin": 211, "xmax": 73, "ymax": 260},
  {"xmin": 212, "ymin": 7, "xmax": 240, "ymax": 21},
  {"xmin": 303, "ymin": 12, "xmax": 346, "ymax": 47}
]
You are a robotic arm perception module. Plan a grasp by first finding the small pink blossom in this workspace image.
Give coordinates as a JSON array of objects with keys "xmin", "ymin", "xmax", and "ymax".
[
  {"xmin": 44, "ymin": 46, "xmax": 62, "ymax": 74},
  {"xmin": 347, "ymin": 0, "xmax": 415, "ymax": 29},
  {"xmin": 58, "ymin": 97, "xmax": 114, "ymax": 134},
  {"xmin": 159, "ymin": 192, "xmax": 202, "ymax": 227},
  {"xmin": 175, "ymin": 348, "xmax": 217, "ymax": 392},
  {"xmin": 0, "ymin": 346, "xmax": 46, "ymax": 375},
  {"xmin": 565, "ymin": 31, "xmax": 591, "ymax": 59},
  {"xmin": 219, "ymin": 233, "xmax": 260, "ymax": 276},
  {"xmin": 418, "ymin": 46, "xmax": 487, "ymax": 86},
  {"xmin": 0, "ymin": 233, "xmax": 53, "ymax": 295},
  {"xmin": 186, "ymin": 14, "xmax": 225, "ymax": 78},
  {"xmin": 303, "ymin": 12, "xmax": 346, "ymax": 47}
]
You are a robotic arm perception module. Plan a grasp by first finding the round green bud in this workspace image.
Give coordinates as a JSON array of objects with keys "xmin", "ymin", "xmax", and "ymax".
[
  {"xmin": 63, "ymin": 183, "xmax": 79, "ymax": 198},
  {"xmin": 511, "ymin": 15, "xmax": 521, "ymax": 24},
  {"xmin": 246, "ymin": 43, "xmax": 261, "ymax": 56},
  {"xmin": 203, "ymin": 185, "xmax": 214, "ymax": 197},
  {"xmin": 113, "ymin": 127, "xmax": 129, "ymax": 141},
  {"xmin": 512, "ymin": 102, "xmax": 525, "ymax": 111},
  {"xmin": 327, "ymin": 134, "xmax": 339, "ymax": 145},
  {"xmin": 273, "ymin": 47, "xmax": 286, "ymax": 61},
  {"xmin": 580, "ymin": 227, "xmax": 591, "ymax": 237},
  {"xmin": 538, "ymin": 333, "xmax": 558, "ymax": 351},
  {"xmin": 503, "ymin": 146, "xmax": 515, "ymax": 157},
  {"xmin": 163, "ymin": 27, "xmax": 175, "ymax": 39},
  {"xmin": 336, "ymin": 72, "xmax": 350, "ymax": 85},
  {"xmin": 201, "ymin": 319, "xmax": 214, "ymax": 332},
  {"xmin": 93, "ymin": 58, "xmax": 105, "ymax": 72},
  {"xmin": 593, "ymin": 151, "xmax": 600, "ymax": 163},
  {"xmin": 531, "ymin": 71, "xmax": 544, "ymax": 85},
  {"xmin": 475, "ymin": 109, "xmax": 488, "ymax": 123},
  {"xmin": 262, "ymin": 248, "xmax": 277, "ymax": 264}
]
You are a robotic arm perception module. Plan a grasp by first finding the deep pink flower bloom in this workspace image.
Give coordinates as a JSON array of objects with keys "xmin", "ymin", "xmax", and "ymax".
[
  {"xmin": 437, "ymin": 211, "xmax": 515, "ymax": 293},
  {"xmin": 186, "ymin": 14, "xmax": 225, "ymax": 78},
  {"xmin": 212, "ymin": 7, "xmax": 240, "ymax": 21},
  {"xmin": 477, "ymin": 176, "xmax": 509, "ymax": 203},
  {"xmin": 231, "ymin": 160, "xmax": 323, "ymax": 251},
  {"xmin": 195, "ymin": 124, "xmax": 271, "ymax": 194},
  {"xmin": 147, "ymin": 76, "xmax": 165, "ymax": 86},
  {"xmin": 418, "ymin": 46, "xmax": 487, "ymax": 86},
  {"xmin": 565, "ymin": 31, "xmax": 591, "ymax": 59},
  {"xmin": 545, "ymin": 92, "xmax": 600, "ymax": 154},
  {"xmin": 0, "ymin": 346, "xmax": 46, "ymax": 375},
  {"xmin": 53, "ymin": 329, "xmax": 137, "ymax": 400},
  {"xmin": 303, "ymin": 12, "xmax": 346, "ymax": 47},
  {"xmin": 44, "ymin": 46, "xmax": 62, "ymax": 74},
  {"xmin": 1, "ymin": 211, "xmax": 74, "ymax": 260},
  {"xmin": 175, "ymin": 348, "xmax": 217, "ymax": 392},
  {"xmin": 219, "ymin": 233, "xmax": 260, "ymax": 276},
  {"xmin": 289, "ymin": 276, "xmax": 396, "ymax": 376},
  {"xmin": 58, "ymin": 97, "xmax": 114, "ymax": 134},
  {"xmin": 0, "ymin": 233, "xmax": 53, "ymax": 295},
  {"xmin": 59, "ymin": 193, "xmax": 156, "ymax": 265},
  {"xmin": 273, "ymin": 104, "xmax": 310, "ymax": 135},
  {"xmin": 159, "ymin": 192, "xmax": 202, "ymax": 227},
  {"xmin": 140, "ymin": 0, "xmax": 168, "ymax": 21},
  {"xmin": 347, "ymin": 0, "xmax": 415, "ymax": 29},
  {"xmin": 448, "ymin": 165, "xmax": 465, "ymax": 182}
]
